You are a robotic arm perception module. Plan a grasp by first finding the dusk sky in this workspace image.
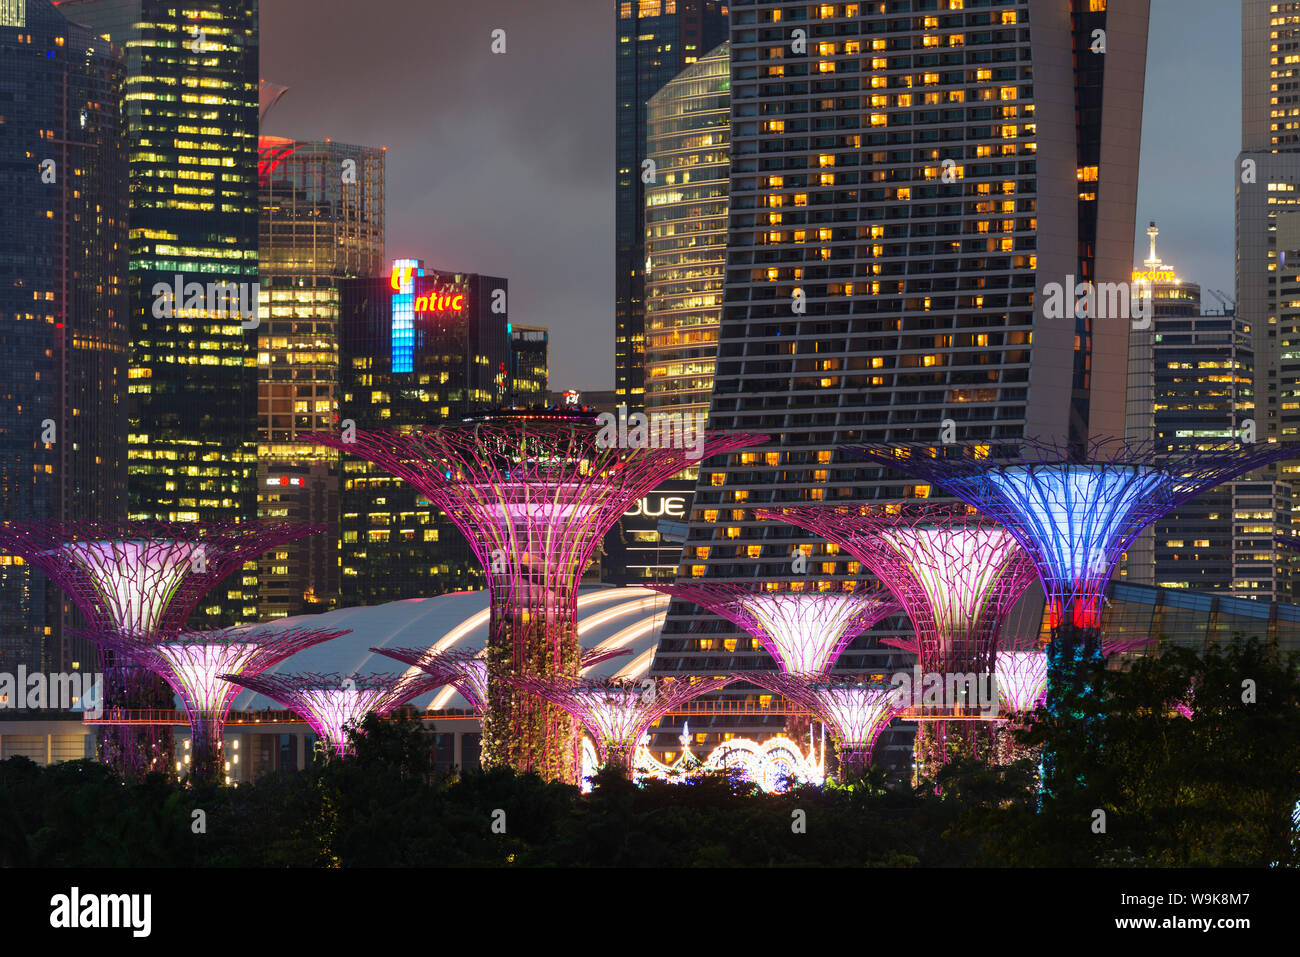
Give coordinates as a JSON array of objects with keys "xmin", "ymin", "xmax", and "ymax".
[{"xmin": 261, "ymin": 0, "xmax": 1236, "ymax": 391}]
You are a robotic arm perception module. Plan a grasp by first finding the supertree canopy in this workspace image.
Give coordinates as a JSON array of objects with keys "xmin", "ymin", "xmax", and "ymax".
[
  {"xmin": 503, "ymin": 675, "xmax": 734, "ymax": 776},
  {"xmin": 370, "ymin": 644, "xmax": 632, "ymax": 713},
  {"xmin": 756, "ymin": 503, "xmax": 1034, "ymax": 774},
  {"xmin": 646, "ymin": 581, "xmax": 897, "ymax": 674},
  {"xmin": 221, "ymin": 671, "xmax": 444, "ymax": 756},
  {"xmin": 303, "ymin": 421, "xmax": 764, "ymax": 784},
  {"xmin": 736, "ymin": 672, "xmax": 905, "ymax": 779},
  {"xmin": 86, "ymin": 625, "xmax": 349, "ymax": 782},
  {"xmin": 846, "ymin": 438, "xmax": 1297, "ymax": 732},
  {"xmin": 0, "ymin": 520, "xmax": 324, "ymax": 780}
]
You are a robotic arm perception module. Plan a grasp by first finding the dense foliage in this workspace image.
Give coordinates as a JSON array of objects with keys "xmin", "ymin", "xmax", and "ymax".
[{"xmin": 1, "ymin": 639, "xmax": 1295, "ymax": 867}]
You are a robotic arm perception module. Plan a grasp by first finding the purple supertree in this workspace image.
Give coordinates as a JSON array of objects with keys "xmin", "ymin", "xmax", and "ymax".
[
  {"xmin": 0, "ymin": 520, "xmax": 323, "ymax": 779},
  {"xmin": 846, "ymin": 438, "xmax": 1297, "ymax": 747},
  {"xmin": 755, "ymin": 503, "xmax": 1035, "ymax": 774},
  {"xmin": 371, "ymin": 644, "xmax": 633, "ymax": 713},
  {"xmin": 504, "ymin": 675, "xmax": 734, "ymax": 777},
  {"xmin": 303, "ymin": 420, "xmax": 764, "ymax": 783},
  {"xmin": 86, "ymin": 625, "xmax": 350, "ymax": 783},
  {"xmin": 736, "ymin": 672, "xmax": 905, "ymax": 780},
  {"xmin": 646, "ymin": 581, "xmax": 897, "ymax": 674},
  {"xmin": 221, "ymin": 671, "xmax": 444, "ymax": 756}
]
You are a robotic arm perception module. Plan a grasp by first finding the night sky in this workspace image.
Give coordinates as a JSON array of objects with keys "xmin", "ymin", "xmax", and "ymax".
[{"xmin": 261, "ymin": 0, "xmax": 1237, "ymax": 391}]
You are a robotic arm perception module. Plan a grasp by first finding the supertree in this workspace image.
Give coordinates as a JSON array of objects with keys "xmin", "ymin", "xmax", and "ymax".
[
  {"xmin": 0, "ymin": 519, "xmax": 323, "ymax": 779},
  {"xmin": 303, "ymin": 419, "xmax": 764, "ymax": 783},
  {"xmin": 645, "ymin": 581, "xmax": 898, "ymax": 675},
  {"xmin": 736, "ymin": 672, "xmax": 905, "ymax": 780},
  {"xmin": 370, "ymin": 644, "xmax": 632, "ymax": 713},
  {"xmin": 220, "ymin": 671, "xmax": 444, "ymax": 756},
  {"xmin": 756, "ymin": 503, "xmax": 1035, "ymax": 774},
  {"xmin": 503, "ymin": 675, "xmax": 734, "ymax": 777},
  {"xmin": 85, "ymin": 625, "xmax": 350, "ymax": 783},
  {"xmin": 847, "ymin": 437, "xmax": 1296, "ymax": 782}
]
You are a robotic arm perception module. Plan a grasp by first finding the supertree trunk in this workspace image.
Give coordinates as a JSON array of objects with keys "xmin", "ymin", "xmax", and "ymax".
[{"xmin": 98, "ymin": 665, "xmax": 174, "ymax": 780}]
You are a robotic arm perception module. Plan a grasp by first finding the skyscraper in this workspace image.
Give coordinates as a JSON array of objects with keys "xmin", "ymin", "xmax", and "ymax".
[
  {"xmin": 644, "ymin": 40, "xmax": 730, "ymax": 422},
  {"xmin": 615, "ymin": 0, "xmax": 728, "ymax": 411},
  {"xmin": 509, "ymin": 325, "xmax": 549, "ymax": 406},
  {"xmin": 61, "ymin": 0, "xmax": 260, "ymax": 623},
  {"xmin": 257, "ymin": 136, "xmax": 385, "ymax": 618},
  {"xmin": 337, "ymin": 261, "xmax": 510, "ymax": 604},
  {"xmin": 651, "ymin": 0, "xmax": 1151, "ymax": 758},
  {"xmin": 0, "ymin": 0, "xmax": 129, "ymax": 673}
]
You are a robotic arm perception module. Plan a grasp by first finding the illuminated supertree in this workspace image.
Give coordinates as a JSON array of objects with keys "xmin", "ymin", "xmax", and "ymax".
[
  {"xmin": 304, "ymin": 419, "xmax": 764, "ymax": 783},
  {"xmin": 646, "ymin": 581, "xmax": 897, "ymax": 674},
  {"xmin": 736, "ymin": 672, "xmax": 905, "ymax": 779},
  {"xmin": 847, "ymin": 439, "xmax": 1296, "ymax": 754},
  {"xmin": 221, "ymin": 671, "xmax": 444, "ymax": 756},
  {"xmin": 503, "ymin": 675, "xmax": 734, "ymax": 777},
  {"xmin": 0, "ymin": 520, "xmax": 323, "ymax": 779},
  {"xmin": 370, "ymin": 644, "xmax": 632, "ymax": 713},
  {"xmin": 757, "ymin": 503, "xmax": 1035, "ymax": 773},
  {"xmin": 86, "ymin": 625, "xmax": 350, "ymax": 782}
]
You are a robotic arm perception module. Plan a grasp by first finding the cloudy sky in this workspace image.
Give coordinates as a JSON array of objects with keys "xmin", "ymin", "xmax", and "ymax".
[{"xmin": 262, "ymin": 0, "xmax": 1237, "ymax": 390}]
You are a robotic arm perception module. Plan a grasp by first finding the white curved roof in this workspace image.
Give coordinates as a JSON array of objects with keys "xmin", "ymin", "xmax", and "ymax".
[{"xmin": 226, "ymin": 586, "xmax": 669, "ymax": 712}]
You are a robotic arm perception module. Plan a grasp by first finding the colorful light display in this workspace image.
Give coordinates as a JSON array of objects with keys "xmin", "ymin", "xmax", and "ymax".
[
  {"xmin": 847, "ymin": 438, "xmax": 1297, "ymax": 731},
  {"xmin": 0, "ymin": 520, "xmax": 324, "ymax": 779},
  {"xmin": 87, "ymin": 625, "xmax": 349, "ymax": 782},
  {"xmin": 370, "ymin": 644, "xmax": 631, "ymax": 713},
  {"xmin": 503, "ymin": 675, "xmax": 733, "ymax": 776},
  {"xmin": 736, "ymin": 672, "xmax": 904, "ymax": 779},
  {"xmin": 648, "ymin": 582, "xmax": 897, "ymax": 674},
  {"xmin": 221, "ymin": 671, "xmax": 443, "ymax": 756},
  {"xmin": 304, "ymin": 420, "xmax": 764, "ymax": 784}
]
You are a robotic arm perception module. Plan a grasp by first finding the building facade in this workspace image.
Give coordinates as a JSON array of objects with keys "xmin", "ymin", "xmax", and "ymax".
[
  {"xmin": 337, "ymin": 261, "xmax": 509, "ymax": 604},
  {"xmin": 0, "ymin": 0, "xmax": 129, "ymax": 673},
  {"xmin": 61, "ymin": 0, "xmax": 260, "ymax": 624},
  {"xmin": 616, "ymin": 0, "xmax": 728, "ymax": 411},
  {"xmin": 650, "ymin": 0, "xmax": 1151, "ymax": 759},
  {"xmin": 509, "ymin": 325, "xmax": 549, "ymax": 406},
  {"xmin": 257, "ymin": 136, "xmax": 385, "ymax": 618}
]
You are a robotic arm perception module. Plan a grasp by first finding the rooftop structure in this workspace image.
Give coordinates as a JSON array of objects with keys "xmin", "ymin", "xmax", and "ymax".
[{"xmin": 305, "ymin": 420, "xmax": 763, "ymax": 783}]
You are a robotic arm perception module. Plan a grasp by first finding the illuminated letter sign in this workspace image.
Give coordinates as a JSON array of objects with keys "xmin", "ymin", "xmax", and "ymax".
[
  {"xmin": 627, "ymin": 495, "xmax": 687, "ymax": 519},
  {"xmin": 413, "ymin": 289, "xmax": 468, "ymax": 315}
]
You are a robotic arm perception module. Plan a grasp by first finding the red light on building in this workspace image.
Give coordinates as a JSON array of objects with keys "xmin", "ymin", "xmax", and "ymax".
[{"xmin": 413, "ymin": 289, "xmax": 467, "ymax": 315}]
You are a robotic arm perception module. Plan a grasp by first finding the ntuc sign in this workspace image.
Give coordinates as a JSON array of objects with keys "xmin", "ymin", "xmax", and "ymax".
[
  {"xmin": 413, "ymin": 289, "xmax": 466, "ymax": 314},
  {"xmin": 389, "ymin": 261, "xmax": 468, "ymax": 314}
]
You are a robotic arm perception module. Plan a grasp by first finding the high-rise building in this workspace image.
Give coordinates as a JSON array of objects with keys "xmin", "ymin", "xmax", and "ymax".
[
  {"xmin": 616, "ymin": 0, "xmax": 728, "ymax": 411},
  {"xmin": 0, "ymin": 0, "xmax": 129, "ymax": 673},
  {"xmin": 644, "ymin": 40, "xmax": 730, "ymax": 422},
  {"xmin": 338, "ymin": 260, "xmax": 509, "ymax": 604},
  {"xmin": 257, "ymin": 136, "xmax": 385, "ymax": 618},
  {"xmin": 61, "ymin": 0, "xmax": 260, "ymax": 623},
  {"xmin": 651, "ymin": 0, "xmax": 1151, "ymax": 761},
  {"xmin": 509, "ymin": 325, "xmax": 549, "ymax": 406}
]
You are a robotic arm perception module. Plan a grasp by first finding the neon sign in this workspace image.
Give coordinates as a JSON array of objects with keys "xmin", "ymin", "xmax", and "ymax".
[{"xmin": 413, "ymin": 289, "xmax": 466, "ymax": 314}]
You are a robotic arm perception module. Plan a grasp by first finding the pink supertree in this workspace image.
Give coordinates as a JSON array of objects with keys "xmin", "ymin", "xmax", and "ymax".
[
  {"xmin": 736, "ymin": 672, "xmax": 905, "ymax": 779},
  {"xmin": 646, "ymin": 581, "xmax": 897, "ymax": 674},
  {"xmin": 370, "ymin": 644, "xmax": 632, "ymax": 713},
  {"xmin": 86, "ymin": 625, "xmax": 350, "ymax": 782},
  {"xmin": 0, "ymin": 520, "xmax": 324, "ymax": 779},
  {"xmin": 303, "ymin": 418, "xmax": 764, "ymax": 783},
  {"xmin": 221, "ymin": 671, "xmax": 444, "ymax": 756},
  {"xmin": 504, "ymin": 675, "xmax": 734, "ymax": 777},
  {"xmin": 758, "ymin": 503, "xmax": 1035, "ymax": 773}
]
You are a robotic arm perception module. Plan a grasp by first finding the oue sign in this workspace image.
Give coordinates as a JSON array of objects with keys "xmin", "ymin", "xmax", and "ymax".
[{"xmin": 627, "ymin": 495, "xmax": 686, "ymax": 519}]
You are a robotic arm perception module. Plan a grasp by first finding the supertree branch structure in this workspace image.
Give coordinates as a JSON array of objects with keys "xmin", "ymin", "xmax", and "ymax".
[
  {"xmin": 736, "ymin": 672, "xmax": 905, "ymax": 779},
  {"xmin": 757, "ymin": 503, "xmax": 1035, "ymax": 776},
  {"xmin": 304, "ymin": 422, "xmax": 764, "ymax": 784},
  {"xmin": 647, "ymin": 581, "xmax": 898, "ymax": 674},
  {"xmin": 371, "ymin": 644, "xmax": 632, "ymax": 713},
  {"xmin": 220, "ymin": 671, "xmax": 444, "ymax": 756},
  {"xmin": 846, "ymin": 438, "xmax": 1297, "ymax": 725},
  {"xmin": 504, "ymin": 675, "xmax": 734, "ymax": 776},
  {"xmin": 87, "ymin": 625, "xmax": 350, "ymax": 782},
  {"xmin": 0, "ymin": 520, "xmax": 324, "ymax": 780}
]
